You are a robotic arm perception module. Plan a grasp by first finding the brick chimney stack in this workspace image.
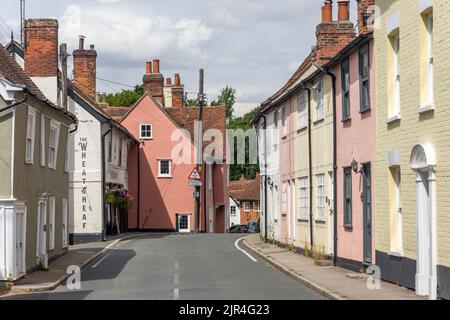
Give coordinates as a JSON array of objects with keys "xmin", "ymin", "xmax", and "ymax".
[
  {"xmin": 143, "ymin": 59, "xmax": 164, "ymax": 105},
  {"xmin": 73, "ymin": 36, "xmax": 97, "ymax": 100},
  {"xmin": 171, "ymin": 73, "xmax": 184, "ymax": 108},
  {"xmin": 315, "ymin": 0, "xmax": 356, "ymax": 65},
  {"xmin": 24, "ymin": 19, "xmax": 59, "ymax": 77},
  {"xmin": 357, "ymin": 0, "xmax": 375, "ymax": 34}
]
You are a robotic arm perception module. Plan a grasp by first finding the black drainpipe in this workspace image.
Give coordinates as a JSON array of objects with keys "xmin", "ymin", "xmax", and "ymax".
[
  {"xmin": 101, "ymin": 124, "xmax": 113, "ymax": 241},
  {"xmin": 324, "ymin": 66, "xmax": 338, "ymax": 266},
  {"xmin": 261, "ymin": 114, "xmax": 268, "ymax": 242},
  {"xmin": 303, "ymin": 84, "xmax": 314, "ymax": 249},
  {"xmin": 137, "ymin": 144, "xmax": 141, "ymax": 231}
]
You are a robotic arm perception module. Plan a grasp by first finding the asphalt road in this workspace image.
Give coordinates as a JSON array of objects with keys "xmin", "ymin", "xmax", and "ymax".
[{"xmin": 5, "ymin": 234, "xmax": 325, "ymax": 300}]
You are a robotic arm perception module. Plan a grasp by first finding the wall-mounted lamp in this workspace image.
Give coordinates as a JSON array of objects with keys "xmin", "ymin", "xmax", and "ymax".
[{"xmin": 351, "ymin": 159, "xmax": 360, "ymax": 174}]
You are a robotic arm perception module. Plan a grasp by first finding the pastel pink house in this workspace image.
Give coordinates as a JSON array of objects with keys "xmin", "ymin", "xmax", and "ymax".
[
  {"xmin": 332, "ymin": 31, "xmax": 376, "ymax": 271},
  {"xmin": 121, "ymin": 60, "xmax": 229, "ymax": 233}
]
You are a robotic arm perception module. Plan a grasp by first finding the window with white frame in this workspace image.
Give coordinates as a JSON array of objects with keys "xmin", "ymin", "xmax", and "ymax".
[
  {"xmin": 118, "ymin": 136, "xmax": 123, "ymax": 167},
  {"xmin": 359, "ymin": 45, "xmax": 371, "ymax": 112},
  {"xmin": 297, "ymin": 91, "xmax": 307, "ymax": 129},
  {"xmin": 243, "ymin": 201, "xmax": 250, "ymax": 212},
  {"xmin": 48, "ymin": 121, "xmax": 60, "ymax": 169},
  {"xmin": 140, "ymin": 124, "xmax": 152, "ymax": 139},
  {"xmin": 298, "ymin": 177, "xmax": 309, "ymax": 219},
  {"xmin": 282, "ymin": 182, "xmax": 287, "ymax": 213},
  {"xmin": 25, "ymin": 107, "xmax": 36, "ymax": 164},
  {"xmin": 254, "ymin": 201, "xmax": 260, "ymax": 212},
  {"xmin": 316, "ymin": 174, "xmax": 325, "ymax": 220},
  {"xmin": 230, "ymin": 206, "xmax": 237, "ymax": 215},
  {"xmin": 49, "ymin": 196, "xmax": 55, "ymax": 250},
  {"xmin": 158, "ymin": 159, "xmax": 172, "ymax": 177},
  {"xmin": 40, "ymin": 115, "xmax": 45, "ymax": 166},
  {"xmin": 389, "ymin": 31, "xmax": 400, "ymax": 117},
  {"xmin": 281, "ymin": 106, "xmax": 287, "ymax": 136},
  {"xmin": 426, "ymin": 12, "xmax": 434, "ymax": 106},
  {"xmin": 315, "ymin": 80, "xmax": 324, "ymax": 120}
]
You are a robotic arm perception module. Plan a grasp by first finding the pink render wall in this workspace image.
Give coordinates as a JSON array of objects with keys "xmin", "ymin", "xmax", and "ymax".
[{"xmin": 334, "ymin": 40, "xmax": 376, "ymax": 266}]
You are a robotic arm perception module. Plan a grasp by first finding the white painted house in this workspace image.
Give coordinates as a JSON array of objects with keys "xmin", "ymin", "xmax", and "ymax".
[{"xmin": 229, "ymin": 196, "xmax": 240, "ymax": 227}]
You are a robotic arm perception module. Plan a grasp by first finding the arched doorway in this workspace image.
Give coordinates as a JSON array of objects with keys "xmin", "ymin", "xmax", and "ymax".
[{"xmin": 410, "ymin": 143, "xmax": 437, "ymax": 300}]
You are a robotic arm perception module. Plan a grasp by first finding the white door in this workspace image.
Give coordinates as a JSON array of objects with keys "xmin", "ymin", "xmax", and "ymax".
[
  {"xmin": 178, "ymin": 215, "xmax": 190, "ymax": 233},
  {"xmin": 416, "ymin": 170, "xmax": 433, "ymax": 297},
  {"xmin": 62, "ymin": 199, "xmax": 68, "ymax": 248},
  {"xmin": 209, "ymin": 207, "xmax": 214, "ymax": 233},
  {"xmin": 36, "ymin": 201, "xmax": 47, "ymax": 267},
  {"xmin": 15, "ymin": 208, "xmax": 26, "ymax": 277}
]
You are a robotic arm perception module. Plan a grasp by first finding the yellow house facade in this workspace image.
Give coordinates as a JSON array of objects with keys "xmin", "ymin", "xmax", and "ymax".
[{"xmin": 375, "ymin": 0, "xmax": 450, "ymax": 300}]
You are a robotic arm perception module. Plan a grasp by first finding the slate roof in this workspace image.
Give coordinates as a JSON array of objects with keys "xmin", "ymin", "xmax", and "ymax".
[
  {"xmin": 229, "ymin": 174, "xmax": 260, "ymax": 201},
  {"xmin": 0, "ymin": 43, "xmax": 77, "ymax": 123}
]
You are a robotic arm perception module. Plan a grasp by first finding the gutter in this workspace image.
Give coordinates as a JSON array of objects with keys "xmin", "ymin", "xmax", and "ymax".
[
  {"xmin": 0, "ymin": 91, "xmax": 28, "ymax": 114},
  {"xmin": 260, "ymin": 114, "xmax": 268, "ymax": 242},
  {"xmin": 137, "ymin": 144, "xmax": 141, "ymax": 230},
  {"xmin": 101, "ymin": 124, "xmax": 113, "ymax": 241},
  {"xmin": 323, "ymin": 66, "xmax": 338, "ymax": 266}
]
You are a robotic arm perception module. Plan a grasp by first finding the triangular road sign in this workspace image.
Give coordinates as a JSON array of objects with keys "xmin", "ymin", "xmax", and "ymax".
[{"xmin": 188, "ymin": 168, "xmax": 202, "ymax": 181}]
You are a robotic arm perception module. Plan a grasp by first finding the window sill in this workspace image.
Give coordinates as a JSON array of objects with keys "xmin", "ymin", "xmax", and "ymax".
[
  {"xmin": 359, "ymin": 107, "xmax": 371, "ymax": 114},
  {"xmin": 313, "ymin": 118, "xmax": 324, "ymax": 125},
  {"xmin": 344, "ymin": 225, "xmax": 353, "ymax": 230},
  {"xmin": 140, "ymin": 137, "xmax": 153, "ymax": 141},
  {"xmin": 387, "ymin": 251, "xmax": 404, "ymax": 258},
  {"xmin": 341, "ymin": 117, "xmax": 351, "ymax": 123},
  {"xmin": 25, "ymin": 160, "xmax": 34, "ymax": 165},
  {"xmin": 158, "ymin": 175, "xmax": 172, "ymax": 179},
  {"xmin": 297, "ymin": 218, "xmax": 309, "ymax": 222},
  {"xmin": 297, "ymin": 126, "xmax": 307, "ymax": 133},
  {"xmin": 315, "ymin": 218, "xmax": 326, "ymax": 223},
  {"xmin": 385, "ymin": 113, "xmax": 401, "ymax": 124},
  {"xmin": 417, "ymin": 104, "xmax": 434, "ymax": 114}
]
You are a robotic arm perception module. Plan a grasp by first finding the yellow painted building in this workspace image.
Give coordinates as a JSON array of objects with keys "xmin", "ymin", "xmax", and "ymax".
[
  {"xmin": 293, "ymin": 74, "xmax": 335, "ymax": 256},
  {"xmin": 375, "ymin": 0, "xmax": 450, "ymax": 299}
]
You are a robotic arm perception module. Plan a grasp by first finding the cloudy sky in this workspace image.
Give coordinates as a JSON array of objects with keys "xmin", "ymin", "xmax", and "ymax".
[{"xmin": 0, "ymin": 0, "xmax": 356, "ymax": 116}]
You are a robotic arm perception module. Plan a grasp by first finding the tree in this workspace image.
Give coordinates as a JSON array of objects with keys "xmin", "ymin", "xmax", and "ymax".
[
  {"xmin": 105, "ymin": 85, "xmax": 144, "ymax": 107},
  {"xmin": 211, "ymin": 86, "xmax": 236, "ymax": 119},
  {"xmin": 229, "ymin": 106, "xmax": 261, "ymax": 181}
]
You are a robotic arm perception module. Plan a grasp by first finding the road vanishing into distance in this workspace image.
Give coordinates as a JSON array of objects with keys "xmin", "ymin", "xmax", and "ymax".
[{"xmin": 4, "ymin": 234, "xmax": 325, "ymax": 300}]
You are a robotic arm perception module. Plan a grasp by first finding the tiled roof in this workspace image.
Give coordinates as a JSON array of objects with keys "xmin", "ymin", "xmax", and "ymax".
[
  {"xmin": 0, "ymin": 43, "xmax": 77, "ymax": 123},
  {"xmin": 166, "ymin": 106, "xmax": 227, "ymax": 161},
  {"xmin": 98, "ymin": 104, "xmax": 130, "ymax": 122},
  {"xmin": 229, "ymin": 174, "xmax": 260, "ymax": 201}
]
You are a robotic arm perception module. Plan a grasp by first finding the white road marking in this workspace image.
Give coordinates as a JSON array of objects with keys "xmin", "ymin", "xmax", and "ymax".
[
  {"xmin": 174, "ymin": 273, "xmax": 179, "ymax": 285},
  {"xmin": 174, "ymin": 261, "xmax": 179, "ymax": 271},
  {"xmin": 173, "ymin": 288, "xmax": 180, "ymax": 300},
  {"xmin": 91, "ymin": 253, "xmax": 111, "ymax": 269},
  {"xmin": 234, "ymin": 237, "xmax": 258, "ymax": 262},
  {"xmin": 174, "ymin": 261, "xmax": 180, "ymax": 300}
]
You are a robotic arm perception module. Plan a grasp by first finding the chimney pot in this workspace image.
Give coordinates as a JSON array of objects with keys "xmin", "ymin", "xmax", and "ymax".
[
  {"xmin": 338, "ymin": 1, "xmax": 350, "ymax": 22},
  {"xmin": 146, "ymin": 61, "xmax": 152, "ymax": 74},
  {"xmin": 79, "ymin": 35, "xmax": 85, "ymax": 50},
  {"xmin": 153, "ymin": 59, "xmax": 160, "ymax": 74},
  {"xmin": 321, "ymin": 0, "xmax": 333, "ymax": 23},
  {"xmin": 90, "ymin": 44, "xmax": 95, "ymax": 50},
  {"xmin": 174, "ymin": 73, "xmax": 181, "ymax": 86},
  {"xmin": 166, "ymin": 78, "xmax": 172, "ymax": 86}
]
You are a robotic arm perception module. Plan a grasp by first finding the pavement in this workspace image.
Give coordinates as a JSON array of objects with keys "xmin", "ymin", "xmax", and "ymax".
[
  {"xmin": 243, "ymin": 234, "xmax": 423, "ymax": 300},
  {"xmin": 3, "ymin": 232, "xmax": 153, "ymax": 296},
  {"xmin": 1, "ymin": 234, "xmax": 325, "ymax": 300}
]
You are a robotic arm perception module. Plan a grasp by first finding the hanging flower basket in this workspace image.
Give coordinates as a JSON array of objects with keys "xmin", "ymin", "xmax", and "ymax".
[{"xmin": 105, "ymin": 189, "xmax": 134, "ymax": 209}]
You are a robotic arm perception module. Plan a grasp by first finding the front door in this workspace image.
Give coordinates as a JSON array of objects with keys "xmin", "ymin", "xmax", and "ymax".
[
  {"xmin": 362, "ymin": 164, "xmax": 372, "ymax": 265},
  {"xmin": 15, "ymin": 207, "xmax": 26, "ymax": 277},
  {"xmin": 416, "ymin": 170, "xmax": 433, "ymax": 297},
  {"xmin": 178, "ymin": 214, "xmax": 190, "ymax": 233},
  {"xmin": 36, "ymin": 200, "xmax": 47, "ymax": 266}
]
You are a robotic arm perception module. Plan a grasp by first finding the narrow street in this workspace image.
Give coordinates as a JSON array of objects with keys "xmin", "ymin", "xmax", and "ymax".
[{"xmin": 4, "ymin": 235, "xmax": 325, "ymax": 300}]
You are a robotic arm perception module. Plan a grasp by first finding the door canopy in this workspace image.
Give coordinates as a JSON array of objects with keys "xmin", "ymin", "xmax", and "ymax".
[{"xmin": 410, "ymin": 142, "xmax": 436, "ymax": 170}]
